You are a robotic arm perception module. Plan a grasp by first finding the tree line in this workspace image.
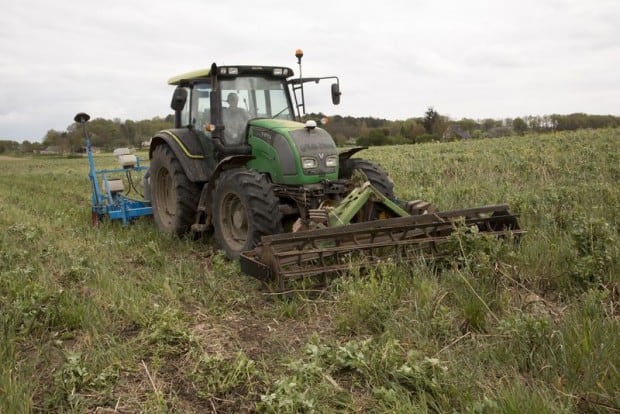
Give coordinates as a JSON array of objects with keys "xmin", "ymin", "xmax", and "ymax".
[
  {"xmin": 1, "ymin": 115, "xmax": 174, "ymax": 154},
  {"xmin": 1, "ymin": 111, "xmax": 618, "ymax": 154},
  {"xmin": 319, "ymin": 109, "xmax": 620, "ymax": 146}
]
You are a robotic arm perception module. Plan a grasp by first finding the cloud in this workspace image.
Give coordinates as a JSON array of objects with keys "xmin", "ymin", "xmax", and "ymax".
[{"xmin": 1, "ymin": 0, "xmax": 619, "ymax": 141}]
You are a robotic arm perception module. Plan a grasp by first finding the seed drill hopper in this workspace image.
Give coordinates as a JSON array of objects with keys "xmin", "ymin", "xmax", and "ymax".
[{"xmin": 74, "ymin": 112, "xmax": 152, "ymax": 226}]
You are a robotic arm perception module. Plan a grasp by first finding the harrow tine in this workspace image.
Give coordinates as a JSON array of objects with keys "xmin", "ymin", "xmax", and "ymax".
[{"xmin": 239, "ymin": 204, "xmax": 524, "ymax": 286}]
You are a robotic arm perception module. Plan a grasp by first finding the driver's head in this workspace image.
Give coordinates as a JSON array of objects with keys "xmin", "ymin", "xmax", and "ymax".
[{"xmin": 226, "ymin": 92, "xmax": 239, "ymax": 108}]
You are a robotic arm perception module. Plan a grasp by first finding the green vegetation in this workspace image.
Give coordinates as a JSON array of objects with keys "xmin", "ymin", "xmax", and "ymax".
[
  {"xmin": 1, "ymin": 129, "xmax": 618, "ymax": 412},
  {"xmin": 320, "ymin": 111, "xmax": 620, "ymax": 146},
  {"xmin": 3, "ymin": 110, "xmax": 619, "ymax": 154}
]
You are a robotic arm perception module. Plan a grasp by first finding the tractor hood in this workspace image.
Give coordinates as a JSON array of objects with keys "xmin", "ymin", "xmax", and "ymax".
[
  {"xmin": 247, "ymin": 118, "xmax": 339, "ymax": 184},
  {"xmin": 249, "ymin": 118, "xmax": 338, "ymax": 160}
]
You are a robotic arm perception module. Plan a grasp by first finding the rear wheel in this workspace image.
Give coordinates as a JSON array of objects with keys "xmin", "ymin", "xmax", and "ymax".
[
  {"xmin": 340, "ymin": 158, "xmax": 395, "ymax": 221},
  {"xmin": 150, "ymin": 144, "xmax": 201, "ymax": 236},
  {"xmin": 212, "ymin": 168, "xmax": 282, "ymax": 259}
]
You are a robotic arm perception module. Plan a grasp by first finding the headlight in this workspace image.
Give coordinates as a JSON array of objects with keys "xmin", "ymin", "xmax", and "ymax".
[
  {"xmin": 219, "ymin": 67, "xmax": 239, "ymax": 75},
  {"xmin": 273, "ymin": 68, "xmax": 290, "ymax": 76},
  {"xmin": 301, "ymin": 157, "xmax": 317, "ymax": 169},
  {"xmin": 325, "ymin": 155, "xmax": 338, "ymax": 167}
]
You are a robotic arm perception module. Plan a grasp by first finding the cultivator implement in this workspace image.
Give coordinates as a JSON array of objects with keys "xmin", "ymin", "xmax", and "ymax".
[{"xmin": 240, "ymin": 204, "xmax": 524, "ymax": 286}]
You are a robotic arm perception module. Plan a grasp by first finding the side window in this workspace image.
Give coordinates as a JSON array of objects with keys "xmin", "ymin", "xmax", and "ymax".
[
  {"xmin": 179, "ymin": 87, "xmax": 191, "ymax": 127},
  {"xmin": 252, "ymin": 88, "xmax": 290, "ymax": 118},
  {"xmin": 191, "ymin": 85, "xmax": 211, "ymax": 134},
  {"xmin": 270, "ymin": 90, "xmax": 290, "ymax": 118},
  {"xmin": 255, "ymin": 92, "xmax": 267, "ymax": 118}
]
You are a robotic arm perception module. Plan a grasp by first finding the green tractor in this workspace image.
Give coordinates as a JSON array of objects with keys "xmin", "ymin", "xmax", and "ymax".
[
  {"xmin": 149, "ymin": 51, "xmax": 393, "ymax": 253},
  {"xmin": 149, "ymin": 50, "xmax": 522, "ymax": 284}
]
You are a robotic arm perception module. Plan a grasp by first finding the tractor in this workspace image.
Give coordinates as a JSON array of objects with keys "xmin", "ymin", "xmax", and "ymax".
[{"xmin": 148, "ymin": 50, "xmax": 523, "ymax": 285}]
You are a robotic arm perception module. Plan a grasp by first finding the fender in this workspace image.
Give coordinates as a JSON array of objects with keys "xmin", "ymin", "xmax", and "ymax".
[
  {"xmin": 149, "ymin": 128, "xmax": 214, "ymax": 182},
  {"xmin": 338, "ymin": 146, "xmax": 367, "ymax": 162}
]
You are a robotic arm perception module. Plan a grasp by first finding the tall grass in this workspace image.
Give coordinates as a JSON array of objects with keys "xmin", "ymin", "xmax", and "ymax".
[{"xmin": 1, "ymin": 130, "xmax": 618, "ymax": 412}]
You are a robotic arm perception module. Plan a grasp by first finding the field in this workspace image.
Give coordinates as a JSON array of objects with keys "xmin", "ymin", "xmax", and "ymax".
[{"xmin": 1, "ymin": 129, "xmax": 619, "ymax": 413}]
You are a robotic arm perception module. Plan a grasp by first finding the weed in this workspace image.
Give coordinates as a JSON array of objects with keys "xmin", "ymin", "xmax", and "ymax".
[
  {"xmin": 259, "ymin": 336, "xmax": 452, "ymax": 413},
  {"xmin": 143, "ymin": 305, "xmax": 196, "ymax": 356},
  {"xmin": 1, "ymin": 130, "xmax": 619, "ymax": 412},
  {"xmin": 493, "ymin": 383, "xmax": 572, "ymax": 414},
  {"xmin": 569, "ymin": 216, "xmax": 619, "ymax": 287},
  {"xmin": 334, "ymin": 264, "xmax": 414, "ymax": 335},
  {"xmin": 188, "ymin": 352, "xmax": 258, "ymax": 400},
  {"xmin": 495, "ymin": 311, "xmax": 553, "ymax": 371},
  {"xmin": 50, "ymin": 349, "xmax": 118, "ymax": 410}
]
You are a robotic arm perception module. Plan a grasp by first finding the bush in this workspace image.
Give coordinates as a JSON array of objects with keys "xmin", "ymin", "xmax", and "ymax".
[{"xmin": 570, "ymin": 216, "xmax": 619, "ymax": 286}]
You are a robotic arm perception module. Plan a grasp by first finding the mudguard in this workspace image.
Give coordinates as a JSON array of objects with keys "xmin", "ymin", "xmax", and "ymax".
[
  {"xmin": 149, "ymin": 129, "xmax": 214, "ymax": 182},
  {"xmin": 338, "ymin": 146, "xmax": 367, "ymax": 162}
]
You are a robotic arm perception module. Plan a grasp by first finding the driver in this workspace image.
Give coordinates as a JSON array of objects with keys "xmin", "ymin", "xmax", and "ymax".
[{"xmin": 223, "ymin": 92, "xmax": 250, "ymax": 145}]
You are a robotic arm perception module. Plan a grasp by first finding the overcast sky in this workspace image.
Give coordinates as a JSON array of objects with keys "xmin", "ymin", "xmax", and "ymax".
[{"xmin": 1, "ymin": 0, "xmax": 619, "ymax": 142}]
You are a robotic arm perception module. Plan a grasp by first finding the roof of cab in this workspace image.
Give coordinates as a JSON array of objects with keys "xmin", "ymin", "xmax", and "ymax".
[
  {"xmin": 167, "ymin": 68, "xmax": 211, "ymax": 85},
  {"xmin": 167, "ymin": 65, "xmax": 295, "ymax": 86}
]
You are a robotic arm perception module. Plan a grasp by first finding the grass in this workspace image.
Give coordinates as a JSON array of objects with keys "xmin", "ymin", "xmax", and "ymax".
[{"xmin": 0, "ymin": 130, "xmax": 619, "ymax": 412}]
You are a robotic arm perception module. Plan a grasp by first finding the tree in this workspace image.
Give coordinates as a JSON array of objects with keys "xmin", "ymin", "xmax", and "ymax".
[
  {"xmin": 481, "ymin": 118, "xmax": 500, "ymax": 132},
  {"xmin": 409, "ymin": 122, "xmax": 426, "ymax": 143},
  {"xmin": 359, "ymin": 121, "xmax": 369, "ymax": 145},
  {"xmin": 432, "ymin": 116, "xmax": 449, "ymax": 139},
  {"xmin": 422, "ymin": 107, "xmax": 439, "ymax": 134},
  {"xmin": 455, "ymin": 118, "xmax": 479, "ymax": 136},
  {"xmin": 513, "ymin": 117, "xmax": 528, "ymax": 135},
  {"xmin": 0, "ymin": 140, "xmax": 19, "ymax": 154},
  {"xmin": 42, "ymin": 129, "xmax": 64, "ymax": 147}
]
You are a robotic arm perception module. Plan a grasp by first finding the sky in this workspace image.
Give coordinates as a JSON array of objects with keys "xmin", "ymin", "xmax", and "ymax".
[{"xmin": 1, "ymin": 0, "xmax": 619, "ymax": 142}]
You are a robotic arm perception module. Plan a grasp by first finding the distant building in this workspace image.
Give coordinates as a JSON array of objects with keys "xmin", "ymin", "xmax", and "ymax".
[
  {"xmin": 40, "ymin": 146, "xmax": 63, "ymax": 155},
  {"xmin": 442, "ymin": 125, "xmax": 471, "ymax": 141},
  {"xmin": 40, "ymin": 146, "xmax": 101, "ymax": 155},
  {"xmin": 76, "ymin": 146, "xmax": 100, "ymax": 154}
]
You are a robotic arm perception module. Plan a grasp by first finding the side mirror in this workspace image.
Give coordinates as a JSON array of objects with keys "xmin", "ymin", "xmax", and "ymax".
[
  {"xmin": 331, "ymin": 83, "xmax": 341, "ymax": 105},
  {"xmin": 170, "ymin": 87, "xmax": 188, "ymax": 111}
]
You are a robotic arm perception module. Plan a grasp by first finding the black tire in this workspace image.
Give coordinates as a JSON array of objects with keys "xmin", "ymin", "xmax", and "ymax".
[
  {"xmin": 150, "ymin": 144, "xmax": 201, "ymax": 236},
  {"xmin": 212, "ymin": 168, "xmax": 282, "ymax": 259},
  {"xmin": 340, "ymin": 158, "xmax": 396, "ymax": 221},
  {"xmin": 339, "ymin": 158, "xmax": 395, "ymax": 198}
]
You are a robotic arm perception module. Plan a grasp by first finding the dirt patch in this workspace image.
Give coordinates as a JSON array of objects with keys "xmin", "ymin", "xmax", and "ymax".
[{"xmin": 190, "ymin": 306, "xmax": 336, "ymax": 362}]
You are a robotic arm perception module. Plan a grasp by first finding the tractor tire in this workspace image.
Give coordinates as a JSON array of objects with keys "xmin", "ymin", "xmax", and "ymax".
[
  {"xmin": 340, "ymin": 158, "xmax": 396, "ymax": 221},
  {"xmin": 340, "ymin": 158, "xmax": 395, "ymax": 198},
  {"xmin": 212, "ymin": 168, "xmax": 283, "ymax": 259},
  {"xmin": 150, "ymin": 144, "xmax": 201, "ymax": 236}
]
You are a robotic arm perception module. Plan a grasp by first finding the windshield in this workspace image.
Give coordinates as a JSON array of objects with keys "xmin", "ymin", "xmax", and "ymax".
[
  {"xmin": 220, "ymin": 77, "xmax": 293, "ymax": 120},
  {"xmin": 190, "ymin": 77, "xmax": 294, "ymax": 145}
]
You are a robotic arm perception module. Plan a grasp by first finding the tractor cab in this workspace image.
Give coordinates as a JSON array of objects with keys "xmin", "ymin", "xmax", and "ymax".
[
  {"xmin": 168, "ymin": 51, "xmax": 341, "ymax": 150},
  {"xmin": 169, "ymin": 65, "xmax": 297, "ymax": 146},
  {"xmin": 163, "ymin": 58, "xmax": 343, "ymax": 188}
]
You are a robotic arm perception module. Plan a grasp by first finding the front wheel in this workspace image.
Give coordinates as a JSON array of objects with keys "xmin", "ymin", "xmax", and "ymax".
[
  {"xmin": 339, "ymin": 158, "xmax": 395, "ymax": 221},
  {"xmin": 212, "ymin": 168, "xmax": 282, "ymax": 259}
]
